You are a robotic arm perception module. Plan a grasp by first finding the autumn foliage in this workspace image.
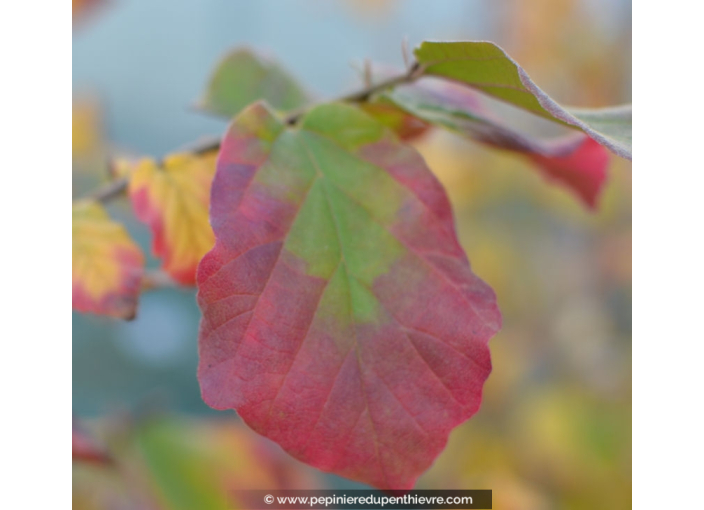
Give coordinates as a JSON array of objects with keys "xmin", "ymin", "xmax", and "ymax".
[{"xmin": 72, "ymin": 41, "xmax": 631, "ymax": 489}]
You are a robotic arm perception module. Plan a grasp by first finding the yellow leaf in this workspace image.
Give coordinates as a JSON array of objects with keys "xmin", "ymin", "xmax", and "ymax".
[
  {"xmin": 128, "ymin": 150, "xmax": 217, "ymax": 285},
  {"xmin": 72, "ymin": 201, "xmax": 144, "ymax": 319}
]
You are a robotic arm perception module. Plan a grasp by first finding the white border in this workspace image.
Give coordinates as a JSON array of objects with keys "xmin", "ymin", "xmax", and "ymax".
[
  {"xmin": 3, "ymin": 1, "xmax": 70, "ymax": 508},
  {"xmin": 633, "ymin": 2, "xmax": 703, "ymax": 508}
]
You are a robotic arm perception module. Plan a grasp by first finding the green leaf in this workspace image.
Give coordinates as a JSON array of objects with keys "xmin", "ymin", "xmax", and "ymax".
[
  {"xmin": 568, "ymin": 104, "xmax": 632, "ymax": 155},
  {"xmin": 414, "ymin": 41, "xmax": 631, "ymax": 159},
  {"xmin": 137, "ymin": 420, "xmax": 230, "ymax": 510},
  {"xmin": 197, "ymin": 48, "xmax": 310, "ymax": 118}
]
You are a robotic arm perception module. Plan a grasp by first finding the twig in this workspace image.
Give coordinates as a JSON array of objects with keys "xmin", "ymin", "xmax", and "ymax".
[
  {"xmin": 363, "ymin": 59, "xmax": 372, "ymax": 88},
  {"xmin": 178, "ymin": 135, "xmax": 221, "ymax": 155},
  {"xmin": 81, "ymin": 136, "xmax": 222, "ymax": 204},
  {"xmin": 330, "ymin": 61, "xmax": 421, "ymax": 103},
  {"xmin": 80, "ymin": 62, "xmax": 423, "ymax": 203},
  {"xmin": 85, "ymin": 176, "xmax": 128, "ymax": 203},
  {"xmin": 284, "ymin": 62, "xmax": 422, "ymax": 125}
]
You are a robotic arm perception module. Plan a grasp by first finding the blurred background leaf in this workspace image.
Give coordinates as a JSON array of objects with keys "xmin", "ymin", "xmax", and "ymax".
[
  {"xmin": 196, "ymin": 48, "xmax": 310, "ymax": 118},
  {"xmin": 73, "ymin": 416, "xmax": 322, "ymax": 510}
]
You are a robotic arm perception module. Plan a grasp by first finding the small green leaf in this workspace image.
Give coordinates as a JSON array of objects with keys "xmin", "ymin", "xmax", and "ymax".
[
  {"xmin": 197, "ymin": 48, "xmax": 310, "ymax": 118},
  {"xmin": 414, "ymin": 41, "xmax": 631, "ymax": 159}
]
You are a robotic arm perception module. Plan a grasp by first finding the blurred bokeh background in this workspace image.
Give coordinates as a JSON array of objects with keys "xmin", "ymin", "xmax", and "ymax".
[{"xmin": 73, "ymin": 1, "xmax": 631, "ymax": 509}]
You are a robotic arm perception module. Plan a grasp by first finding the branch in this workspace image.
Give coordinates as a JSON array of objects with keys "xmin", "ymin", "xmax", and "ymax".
[
  {"xmin": 85, "ymin": 176, "xmax": 128, "ymax": 203},
  {"xmin": 80, "ymin": 62, "xmax": 423, "ymax": 204},
  {"xmin": 81, "ymin": 136, "xmax": 221, "ymax": 204},
  {"xmin": 284, "ymin": 62, "xmax": 423, "ymax": 125}
]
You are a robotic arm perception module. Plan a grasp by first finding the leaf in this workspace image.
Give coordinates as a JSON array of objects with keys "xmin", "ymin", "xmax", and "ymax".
[
  {"xmin": 197, "ymin": 48, "xmax": 310, "ymax": 118},
  {"xmin": 128, "ymin": 150, "xmax": 218, "ymax": 285},
  {"xmin": 414, "ymin": 41, "xmax": 632, "ymax": 159},
  {"xmin": 197, "ymin": 101, "xmax": 501, "ymax": 489},
  {"xmin": 525, "ymin": 136, "xmax": 609, "ymax": 208},
  {"xmin": 72, "ymin": 201, "xmax": 144, "ymax": 320},
  {"xmin": 74, "ymin": 415, "xmax": 320, "ymax": 510},
  {"xmin": 137, "ymin": 419, "xmax": 232, "ymax": 510},
  {"xmin": 376, "ymin": 78, "xmax": 609, "ymax": 208},
  {"xmin": 135, "ymin": 418, "xmax": 320, "ymax": 510}
]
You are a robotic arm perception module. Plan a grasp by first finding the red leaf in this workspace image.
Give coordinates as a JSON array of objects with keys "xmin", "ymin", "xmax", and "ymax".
[
  {"xmin": 197, "ymin": 102, "xmax": 501, "ymax": 489},
  {"xmin": 528, "ymin": 135, "xmax": 609, "ymax": 209}
]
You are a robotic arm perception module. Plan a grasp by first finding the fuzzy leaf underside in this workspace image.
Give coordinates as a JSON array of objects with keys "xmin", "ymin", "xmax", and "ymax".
[
  {"xmin": 377, "ymin": 77, "xmax": 610, "ymax": 207},
  {"xmin": 415, "ymin": 41, "xmax": 631, "ymax": 160}
]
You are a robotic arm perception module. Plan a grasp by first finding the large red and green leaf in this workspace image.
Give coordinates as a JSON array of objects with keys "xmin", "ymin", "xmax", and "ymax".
[
  {"xmin": 72, "ymin": 200, "xmax": 144, "ymax": 319},
  {"xmin": 197, "ymin": 101, "xmax": 501, "ymax": 489},
  {"xmin": 376, "ymin": 78, "xmax": 610, "ymax": 207},
  {"xmin": 414, "ymin": 41, "xmax": 632, "ymax": 160},
  {"xmin": 197, "ymin": 48, "xmax": 310, "ymax": 119},
  {"xmin": 128, "ymin": 150, "xmax": 218, "ymax": 285}
]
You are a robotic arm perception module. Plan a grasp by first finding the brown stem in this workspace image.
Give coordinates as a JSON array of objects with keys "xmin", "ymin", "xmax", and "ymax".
[
  {"xmin": 284, "ymin": 62, "xmax": 422, "ymax": 125},
  {"xmin": 80, "ymin": 62, "xmax": 422, "ymax": 204},
  {"xmin": 81, "ymin": 137, "xmax": 221, "ymax": 204},
  {"xmin": 85, "ymin": 176, "xmax": 128, "ymax": 203}
]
